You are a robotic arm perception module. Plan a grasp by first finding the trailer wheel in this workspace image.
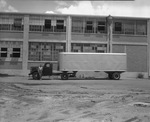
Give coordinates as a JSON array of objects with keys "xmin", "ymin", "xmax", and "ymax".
[
  {"xmin": 112, "ymin": 72, "xmax": 120, "ymax": 80},
  {"xmin": 61, "ymin": 73, "xmax": 68, "ymax": 80},
  {"xmin": 32, "ymin": 72, "xmax": 40, "ymax": 80}
]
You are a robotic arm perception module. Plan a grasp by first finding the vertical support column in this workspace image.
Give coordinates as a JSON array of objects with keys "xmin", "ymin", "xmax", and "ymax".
[
  {"xmin": 148, "ymin": 19, "xmax": 150, "ymax": 78},
  {"xmin": 109, "ymin": 22, "xmax": 113, "ymax": 53},
  {"xmin": 66, "ymin": 16, "xmax": 72, "ymax": 52},
  {"xmin": 106, "ymin": 15, "xmax": 113, "ymax": 53},
  {"xmin": 22, "ymin": 15, "xmax": 29, "ymax": 76},
  {"xmin": 106, "ymin": 23, "xmax": 110, "ymax": 53}
]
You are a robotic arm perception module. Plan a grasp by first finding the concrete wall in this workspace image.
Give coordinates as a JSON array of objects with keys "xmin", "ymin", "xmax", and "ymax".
[
  {"xmin": 0, "ymin": 61, "xmax": 22, "ymax": 69},
  {"xmin": 113, "ymin": 45, "xmax": 125, "ymax": 53},
  {"xmin": 72, "ymin": 33, "xmax": 107, "ymax": 42},
  {"xmin": 113, "ymin": 45, "xmax": 147, "ymax": 72},
  {"xmin": 148, "ymin": 20, "xmax": 150, "ymax": 78},
  {"xmin": 0, "ymin": 32, "xmax": 23, "ymax": 39},
  {"xmin": 29, "ymin": 32, "xmax": 66, "ymax": 40},
  {"xmin": 113, "ymin": 35, "xmax": 147, "ymax": 43},
  {"xmin": 126, "ymin": 45, "xmax": 147, "ymax": 72}
]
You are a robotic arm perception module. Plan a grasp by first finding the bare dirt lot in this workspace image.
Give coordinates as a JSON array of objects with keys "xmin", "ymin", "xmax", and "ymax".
[{"xmin": 0, "ymin": 76, "xmax": 150, "ymax": 122}]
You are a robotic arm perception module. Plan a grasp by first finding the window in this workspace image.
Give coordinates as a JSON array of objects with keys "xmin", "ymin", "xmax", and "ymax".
[
  {"xmin": 0, "ymin": 41, "xmax": 22, "ymax": 59},
  {"xmin": 71, "ymin": 43, "xmax": 107, "ymax": 53},
  {"xmin": 29, "ymin": 16, "xmax": 43, "ymax": 32},
  {"xmin": 0, "ymin": 16, "xmax": 23, "ymax": 31},
  {"xmin": 0, "ymin": 17, "xmax": 10, "ymax": 30},
  {"xmin": 44, "ymin": 19, "xmax": 51, "ymax": 29},
  {"xmin": 46, "ymin": 63, "xmax": 50, "ymax": 67},
  {"xmin": 114, "ymin": 22, "xmax": 122, "ymax": 33},
  {"xmin": 12, "ymin": 48, "xmax": 20, "ymax": 58},
  {"xmin": 29, "ymin": 16, "xmax": 66, "ymax": 32},
  {"xmin": 13, "ymin": 18, "xmax": 23, "ymax": 30},
  {"xmin": 72, "ymin": 19, "xmax": 83, "ymax": 33},
  {"xmin": 0, "ymin": 48, "xmax": 7, "ymax": 57},
  {"xmin": 43, "ymin": 19, "xmax": 53, "ymax": 32},
  {"xmin": 14, "ymin": 18, "xmax": 22, "ymax": 27},
  {"xmin": 56, "ymin": 20, "xmax": 64, "ymax": 32},
  {"xmin": 85, "ymin": 21, "xmax": 93, "ymax": 33},
  {"xmin": 97, "ymin": 21, "xmax": 106, "ymax": 33},
  {"xmin": 124, "ymin": 21, "xmax": 134, "ymax": 34},
  {"xmin": 136, "ymin": 21, "xmax": 147, "ymax": 35},
  {"xmin": 28, "ymin": 42, "xmax": 65, "ymax": 61},
  {"xmin": 71, "ymin": 43, "xmax": 82, "ymax": 52}
]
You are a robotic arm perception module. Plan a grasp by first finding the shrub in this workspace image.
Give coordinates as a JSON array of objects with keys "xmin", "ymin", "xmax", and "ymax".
[{"xmin": 137, "ymin": 73, "xmax": 144, "ymax": 79}]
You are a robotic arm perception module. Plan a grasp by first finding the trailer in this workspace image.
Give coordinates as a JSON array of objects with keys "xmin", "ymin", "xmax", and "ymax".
[
  {"xmin": 29, "ymin": 52, "xmax": 127, "ymax": 80},
  {"xmin": 59, "ymin": 52, "xmax": 127, "ymax": 80}
]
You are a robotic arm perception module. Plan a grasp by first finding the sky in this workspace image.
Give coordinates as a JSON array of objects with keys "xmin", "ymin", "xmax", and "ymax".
[{"xmin": 0, "ymin": 0, "xmax": 150, "ymax": 18}]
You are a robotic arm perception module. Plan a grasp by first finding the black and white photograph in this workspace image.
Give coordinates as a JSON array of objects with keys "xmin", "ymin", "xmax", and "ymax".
[{"xmin": 0, "ymin": 0, "xmax": 150, "ymax": 121}]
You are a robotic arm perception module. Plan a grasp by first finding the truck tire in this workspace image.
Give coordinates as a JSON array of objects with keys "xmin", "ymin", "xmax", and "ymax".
[
  {"xmin": 32, "ymin": 72, "xmax": 40, "ymax": 80},
  {"xmin": 112, "ymin": 72, "xmax": 120, "ymax": 80},
  {"xmin": 61, "ymin": 73, "xmax": 68, "ymax": 80}
]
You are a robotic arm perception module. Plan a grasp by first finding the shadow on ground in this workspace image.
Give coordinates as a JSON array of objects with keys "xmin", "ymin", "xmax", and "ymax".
[{"xmin": 0, "ymin": 73, "xmax": 15, "ymax": 77}]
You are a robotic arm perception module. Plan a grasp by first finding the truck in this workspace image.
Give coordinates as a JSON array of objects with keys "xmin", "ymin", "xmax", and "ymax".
[
  {"xmin": 29, "ymin": 62, "xmax": 77, "ymax": 80},
  {"xmin": 29, "ymin": 52, "xmax": 127, "ymax": 80}
]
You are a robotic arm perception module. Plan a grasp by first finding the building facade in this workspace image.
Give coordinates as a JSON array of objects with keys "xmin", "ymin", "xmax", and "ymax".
[{"xmin": 0, "ymin": 12, "xmax": 150, "ymax": 78}]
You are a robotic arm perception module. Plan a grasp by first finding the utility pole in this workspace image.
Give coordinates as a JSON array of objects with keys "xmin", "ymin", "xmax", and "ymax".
[{"xmin": 106, "ymin": 15, "xmax": 113, "ymax": 53}]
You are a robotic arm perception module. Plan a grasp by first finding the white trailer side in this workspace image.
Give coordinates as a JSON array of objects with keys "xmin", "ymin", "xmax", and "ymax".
[
  {"xmin": 59, "ymin": 52, "xmax": 126, "ymax": 72},
  {"xmin": 59, "ymin": 52, "xmax": 127, "ymax": 80}
]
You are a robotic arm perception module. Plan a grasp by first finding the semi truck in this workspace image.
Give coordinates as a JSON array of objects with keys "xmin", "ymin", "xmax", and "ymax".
[{"xmin": 29, "ymin": 52, "xmax": 127, "ymax": 80}]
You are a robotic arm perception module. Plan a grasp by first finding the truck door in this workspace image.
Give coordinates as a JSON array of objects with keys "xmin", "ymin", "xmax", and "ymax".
[{"xmin": 42, "ymin": 63, "xmax": 52, "ymax": 76}]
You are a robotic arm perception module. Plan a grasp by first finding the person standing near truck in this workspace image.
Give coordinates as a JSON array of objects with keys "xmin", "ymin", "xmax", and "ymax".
[{"xmin": 38, "ymin": 64, "xmax": 43, "ymax": 80}]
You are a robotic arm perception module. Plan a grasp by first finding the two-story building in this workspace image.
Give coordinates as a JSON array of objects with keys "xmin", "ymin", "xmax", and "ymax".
[{"xmin": 0, "ymin": 12, "xmax": 150, "ymax": 78}]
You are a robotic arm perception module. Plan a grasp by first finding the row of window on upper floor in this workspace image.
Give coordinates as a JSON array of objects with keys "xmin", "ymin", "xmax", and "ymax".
[{"xmin": 0, "ymin": 16, "xmax": 147, "ymax": 35}]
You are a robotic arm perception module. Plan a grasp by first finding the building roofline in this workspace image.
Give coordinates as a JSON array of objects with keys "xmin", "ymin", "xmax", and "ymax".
[{"xmin": 0, "ymin": 12, "xmax": 149, "ymax": 20}]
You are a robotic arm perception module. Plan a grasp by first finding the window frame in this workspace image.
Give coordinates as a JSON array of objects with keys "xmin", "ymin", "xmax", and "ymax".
[
  {"xmin": 72, "ymin": 19, "xmax": 83, "ymax": 33},
  {"xmin": 56, "ymin": 20, "xmax": 65, "ymax": 32},
  {"xmin": 71, "ymin": 43, "xmax": 107, "ymax": 53},
  {"xmin": 11, "ymin": 48, "xmax": 21, "ymax": 58},
  {"xmin": 124, "ymin": 21, "xmax": 135, "ymax": 35},
  {"xmin": 97, "ymin": 21, "xmax": 106, "ymax": 33},
  {"xmin": 85, "ymin": 21, "xmax": 94, "ymax": 33},
  {"xmin": 136, "ymin": 20, "xmax": 147, "ymax": 35},
  {"xmin": 0, "ymin": 47, "xmax": 7, "ymax": 58},
  {"xmin": 12, "ymin": 18, "xmax": 23, "ymax": 31},
  {"xmin": 44, "ymin": 19, "xmax": 52, "ymax": 29},
  {"xmin": 114, "ymin": 22, "xmax": 122, "ymax": 33},
  {"xmin": 28, "ymin": 42, "xmax": 66, "ymax": 61}
]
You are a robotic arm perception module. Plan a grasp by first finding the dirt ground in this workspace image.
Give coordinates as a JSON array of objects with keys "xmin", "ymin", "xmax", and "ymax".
[{"xmin": 0, "ymin": 76, "xmax": 150, "ymax": 122}]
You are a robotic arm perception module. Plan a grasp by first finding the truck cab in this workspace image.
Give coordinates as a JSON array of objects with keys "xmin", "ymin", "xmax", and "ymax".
[
  {"xmin": 29, "ymin": 62, "xmax": 53, "ymax": 80},
  {"xmin": 42, "ymin": 63, "xmax": 52, "ymax": 76},
  {"xmin": 29, "ymin": 62, "xmax": 77, "ymax": 80}
]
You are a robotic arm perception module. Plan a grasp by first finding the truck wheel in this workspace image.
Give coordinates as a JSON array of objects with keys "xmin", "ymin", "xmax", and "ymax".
[
  {"xmin": 112, "ymin": 72, "xmax": 120, "ymax": 80},
  {"xmin": 32, "ymin": 72, "xmax": 40, "ymax": 80},
  {"xmin": 61, "ymin": 73, "xmax": 68, "ymax": 80}
]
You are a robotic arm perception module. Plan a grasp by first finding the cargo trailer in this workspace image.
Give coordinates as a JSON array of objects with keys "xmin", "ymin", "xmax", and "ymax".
[{"xmin": 59, "ymin": 52, "xmax": 127, "ymax": 80}]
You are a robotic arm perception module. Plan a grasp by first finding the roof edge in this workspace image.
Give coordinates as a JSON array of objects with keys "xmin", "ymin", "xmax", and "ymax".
[{"xmin": 0, "ymin": 12, "xmax": 149, "ymax": 20}]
